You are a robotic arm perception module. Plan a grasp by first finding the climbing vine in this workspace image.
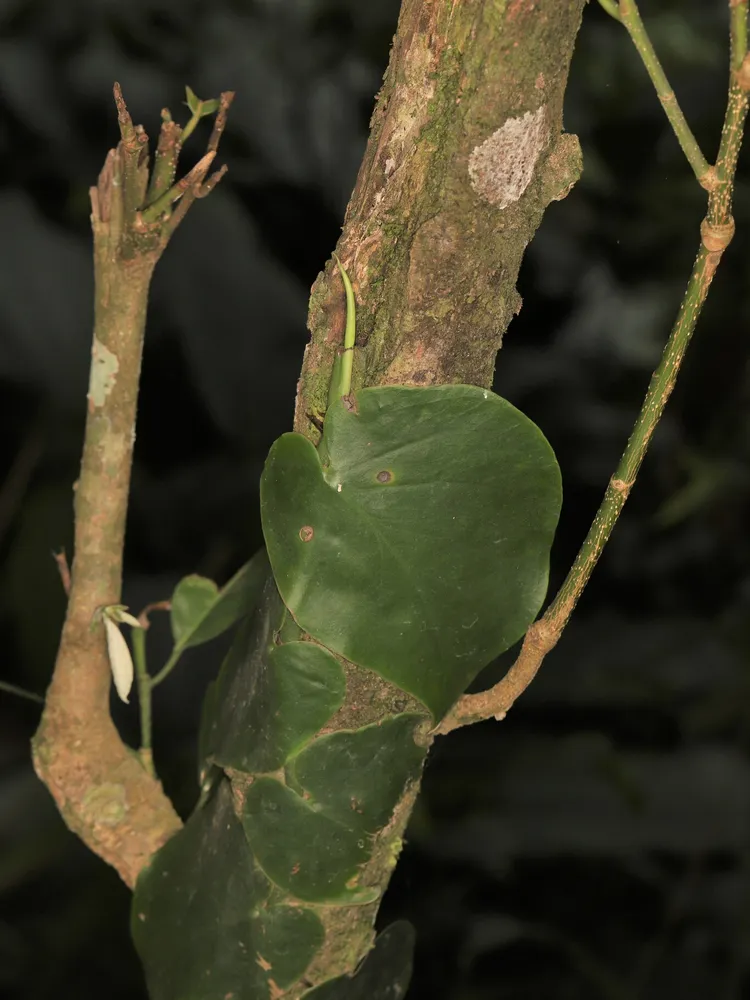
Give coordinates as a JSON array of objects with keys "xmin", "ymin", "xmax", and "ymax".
[{"xmin": 132, "ymin": 267, "xmax": 562, "ymax": 998}]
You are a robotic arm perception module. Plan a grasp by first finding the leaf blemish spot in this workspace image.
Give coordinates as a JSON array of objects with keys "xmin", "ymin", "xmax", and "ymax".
[
  {"xmin": 376, "ymin": 470, "xmax": 393, "ymax": 483},
  {"xmin": 299, "ymin": 526, "xmax": 314, "ymax": 542}
]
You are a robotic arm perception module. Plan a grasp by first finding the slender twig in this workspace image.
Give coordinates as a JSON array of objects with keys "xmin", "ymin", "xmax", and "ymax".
[
  {"xmin": 178, "ymin": 108, "xmax": 204, "ymax": 146},
  {"xmin": 0, "ymin": 680, "xmax": 44, "ymax": 704},
  {"xmin": 150, "ymin": 647, "xmax": 183, "ymax": 689},
  {"xmin": 438, "ymin": 1, "xmax": 748, "ymax": 735},
  {"xmin": 137, "ymin": 600, "xmax": 171, "ymax": 629},
  {"xmin": 709, "ymin": 1, "xmax": 750, "ymax": 223},
  {"xmin": 52, "ymin": 550, "xmax": 71, "ymax": 596},
  {"xmin": 598, "ymin": 0, "xmax": 714, "ymax": 188},
  {"xmin": 145, "ymin": 112, "xmax": 182, "ymax": 208},
  {"xmin": 32, "ymin": 83, "xmax": 232, "ymax": 886},
  {"xmin": 597, "ymin": 0, "xmax": 621, "ymax": 20},
  {"xmin": 140, "ymin": 150, "xmax": 216, "ymax": 223},
  {"xmin": 331, "ymin": 253, "xmax": 357, "ymax": 399},
  {"xmin": 131, "ymin": 627, "xmax": 155, "ymax": 777}
]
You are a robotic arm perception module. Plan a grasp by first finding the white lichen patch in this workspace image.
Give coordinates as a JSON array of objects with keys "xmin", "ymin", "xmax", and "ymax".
[
  {"xmin": 89, "ymin": 337, "xmax": 119, "ymax": 407},
  {"xmin": 468, "ymin": 105, "xmax": 549, "ymax": 209}
]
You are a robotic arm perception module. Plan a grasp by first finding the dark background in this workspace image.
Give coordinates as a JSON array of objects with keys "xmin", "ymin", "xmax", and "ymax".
[{"xmin": 2, "ymin": 1, "xmax": 750, "ymax": 998}]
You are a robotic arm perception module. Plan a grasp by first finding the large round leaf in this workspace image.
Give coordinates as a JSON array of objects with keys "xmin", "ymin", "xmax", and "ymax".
[{"xmin": 261, "ymin": 385, "xmax": 561, "ymax": 719}]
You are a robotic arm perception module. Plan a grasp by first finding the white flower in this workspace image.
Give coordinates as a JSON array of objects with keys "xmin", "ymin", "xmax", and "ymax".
[{"xmin": 99, "ymin": 605, "xmax": 142, "ymax": 704}]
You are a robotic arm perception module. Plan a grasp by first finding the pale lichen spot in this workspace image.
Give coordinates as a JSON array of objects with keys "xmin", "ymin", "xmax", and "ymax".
[
  {"xmin": 81, "ymin": 782, "xmax": 128, "ymax": 826},
  {"xmin": 468, "ymin": 105, "xmax": 548, "ymax": 209},
  {"xmin": 89, "ymin": 337, "xmax": 119, "ymax": 407}
]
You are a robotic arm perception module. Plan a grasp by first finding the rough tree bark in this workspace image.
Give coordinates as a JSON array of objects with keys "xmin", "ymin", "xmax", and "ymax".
[
  {"xmin": 279, "ymin": 0, "xmax": 586, "ymax": 972},
  {"xmin": 296, "ymin": 0, "xmax": 585, "ymax": 438}
]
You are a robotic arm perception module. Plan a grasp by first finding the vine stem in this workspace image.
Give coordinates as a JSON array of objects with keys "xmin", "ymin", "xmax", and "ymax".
[
  {"xmin": 131, "ymin": 627, "xmax": 155, "ymax": 777},
  {"xmin": 598, "ymin": 0, "xmax": 714, "ymax": 188},
  {"xmin": 438, "ymin": 2, "xmax": 750, "ymax": 735},
  {"xmin": 329, "ymin": 253, "xmax": 357, "ymax": 401}
]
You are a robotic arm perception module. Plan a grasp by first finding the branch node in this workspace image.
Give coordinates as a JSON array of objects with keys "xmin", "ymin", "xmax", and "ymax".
[
  {"xmin": 700, "ymin": 216, "xmax": 735, "ymax": 253},
  {"xmin": 737, "ymin": 52, "xmax": 750, "ymax": 91}
]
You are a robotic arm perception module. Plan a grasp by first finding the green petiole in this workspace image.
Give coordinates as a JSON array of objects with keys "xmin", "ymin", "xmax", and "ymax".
[{"xmin": 328, "ymin": 253, "xmax": 356, "ymax": 407}]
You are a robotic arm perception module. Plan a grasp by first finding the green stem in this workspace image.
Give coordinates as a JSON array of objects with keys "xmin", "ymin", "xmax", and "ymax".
[
  {"xmin": 330, "ymin": 253, "xmax": 356, "ymax": 400},
  {"xmin": 544, "ymin": 245, "xmax": 713, "ymax": 624},
  {"xmin": 150, "ymin": 646, "xmax": 181, "ymax": 689},
  {"xmin": 132, "ymin": 627, "xmax": 155, "ymax": 777},
  {"xmin": 731, "ymin": 0, "xmax": 748, "ymax": 72},
  {"xmin": 438, "ymin": 228, "xmax": 731, "ymax": 734},
  {"xmin": 708, "ymin": 2, "xmax": 750, "ymax": 224},
  {"xmin": 146, "ymin": 112, "xmax": 182, "ymax": 209},
  {"xmin": 180, "ymin": 109, "xmax": 203, "ymax": 145},
  {"xmin": 0, "ymin": 679, "xmax": 44, "ymax": 704},
  {"xmin": 596, "ymin": 0, "xmax": 621, "ymax": 21},
  {"xmin": 616, "ymin": 0, "xmax": 713, "ymax": 186},
  {"xmin": 141, "ymin": 150, "xmax": 216, "ymax": 223}
]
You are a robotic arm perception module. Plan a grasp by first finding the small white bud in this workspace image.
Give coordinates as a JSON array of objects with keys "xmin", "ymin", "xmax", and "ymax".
[{"xmin": 106, "ymin": 605, "xmax": 142, "ymax": 628}]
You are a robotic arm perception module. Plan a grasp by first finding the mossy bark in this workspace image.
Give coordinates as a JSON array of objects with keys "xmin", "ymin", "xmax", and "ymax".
[
  {"xmin": 282, "ymin": 0, "xmax": 587, "ymax": 986},
  {"xmin": 294, "ymin": 0, "xmax": 586, "ymax": 438}
]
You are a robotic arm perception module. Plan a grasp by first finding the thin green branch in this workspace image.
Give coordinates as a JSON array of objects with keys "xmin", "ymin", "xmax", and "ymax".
[
  {"xmin": 709, "ymin": 2, "xmax": 750, "ymax": 223},
  {"xmin": 596, "ymin": 0, "xmax": 621, "ymax": 21},
  {"xmin": 0, "ymin": 679, "xmax": 44, "ymax": 704},
  {"xmin": 437, "ymin": 221, "xmax": 734, "ymax": 733},
  {"xmin": 731, "ymin": 0, "xmax": 748, "ymax": 72},
  {"xmin": 140, "ymin": 150, "xmax": 216, "ymax": 223},
  {"xmin": 145, "ymin": 112, "xmax": 182, "ymax": 209},
  {"xmin": 132, "ymin": 627, "xmax": 154, "ymax": 777},
  {"xmin": 113, "ymin": 83, "xmax": 149, "ymax": 218},
  {"xmin": 150, "ymin": 647, "xmax": 182, "ymax": 689},
  {"xmin": 607, "ymin": 0, "xmax": 714, "ymax": 187},
  {"xmin": 330, "ymin": 253, "xmax": 356, "ymax": 400}
]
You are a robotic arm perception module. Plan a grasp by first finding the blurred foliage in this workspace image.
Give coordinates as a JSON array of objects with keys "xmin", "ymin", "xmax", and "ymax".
[{"xmin": 1, "ymin": 0, "xmax": 749, "ymax": 998}]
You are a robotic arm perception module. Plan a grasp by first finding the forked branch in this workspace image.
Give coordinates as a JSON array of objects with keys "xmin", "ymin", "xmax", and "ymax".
[{"xmin": 32, "ymin": 85, "xmax": 233, "ymax": 885}]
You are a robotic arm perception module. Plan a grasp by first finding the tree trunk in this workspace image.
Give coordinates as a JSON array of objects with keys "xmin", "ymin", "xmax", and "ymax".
[
  {"xmin": 278, "ymin": 0, "xmax": 586, "ymax": 985},
  {"xmin": 295, "ymin": 0, "xmax": 585, "ymax": 438}
]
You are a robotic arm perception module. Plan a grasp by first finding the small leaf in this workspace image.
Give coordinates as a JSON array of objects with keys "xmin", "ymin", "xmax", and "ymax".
[
  {"xmin": 169, "ymin": 548, "xmax": 269, "ymax": 652},
  {"xmin": 184, "ymin": 85, "xmax": 200, "ymax": 114},
  {"xmin": 103, "ymin": 616, "xmax": 134, "ymax": 703},
  {"xmin": 198, "ymin": 98, "xmax": 220, "ymax": 116},
  {"xmin": 170, "ymin": 576, "xmax": 219, "ymax": 645}
]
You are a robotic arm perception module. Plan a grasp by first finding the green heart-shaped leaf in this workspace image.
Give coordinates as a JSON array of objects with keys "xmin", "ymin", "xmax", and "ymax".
[
  {"xmin": 261, "ymin": 385, "xmax": 561, "ymax": 719},
  {"xmin": 289, "ymin": 715, "xmax": 427, "ymax": 833},
  {"xmin": 241, "ymin": 778, "xmax": 379, "ymax": 905}
]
